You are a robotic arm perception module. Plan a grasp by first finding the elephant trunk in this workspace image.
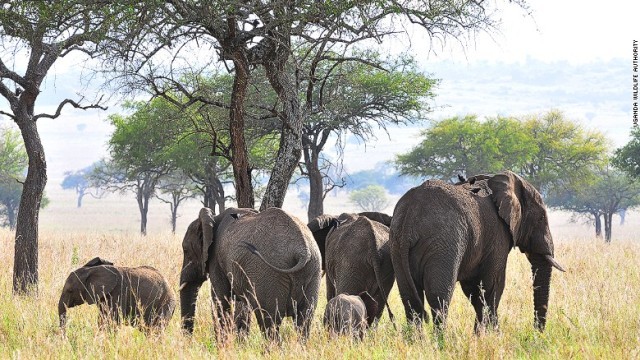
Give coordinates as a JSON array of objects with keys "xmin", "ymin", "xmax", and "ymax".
[
  {"xmin": 58, "ymin": 296, "xmax": 68, "ymax": 328},
  {"xmin": 528, "ymin": 252, "xmax": 552, "ymax": 331},
  {"xmin": 179, "ymin": 277, "xmax": 204, "ymax": 333}
]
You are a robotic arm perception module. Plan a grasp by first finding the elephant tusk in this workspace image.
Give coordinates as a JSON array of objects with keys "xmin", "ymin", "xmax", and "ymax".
[
  {"xmin": 545, "ymin": 255, "xmax": 566, "ymax": 272},
  {"xmin": 179, "ymin": 282, "xmax": 188, "ymax": 291}
]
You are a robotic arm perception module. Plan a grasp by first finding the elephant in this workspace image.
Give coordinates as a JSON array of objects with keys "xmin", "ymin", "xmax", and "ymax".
[
  {"xmin": 58, "ymin": 257, "xmax": 176, "ymax": 330},
  {"xmin": 179, "ymin": 207, "xmax": 322, "ymax": 340},
  {"xmin": 308, "ymin": 212, "xmax": 394, "ymax": 324},
  {"xmin": 323, "ymin": 292, "xmax": 378, "ymax": 339},
  {"xmin": 390, "ymin": 171, "xmax": 565, "ymax": 332}
]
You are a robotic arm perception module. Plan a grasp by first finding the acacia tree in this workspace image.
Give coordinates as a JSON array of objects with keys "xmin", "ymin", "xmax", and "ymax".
[
  {"xmin": 299, "ymin": 53, "xmax": 436, "ymax": 220},
  {"xmin": 396, "ymin": 111, "xmax": 607, "ymax": 194},
  {"xmin": 155, "ymin": 171, "xmax": 196, "ymax": 234},
  {"xmin": 520, "ymin": 111, "xmax": 608, "ymax": 193},
  {"xmin": 0, "ymin": 1, "xmax": 128, "ymax": 294},
  {"xmin": 101, "ymin": 100, "xmax": 178, "ymax": 235},
  {"xmin": 61, "ymin": 163, "xmax": 104, "ymax": 208},
  {"xmin": 547, "ymin": 165, "xmax": 640, "ymax": 242},
  {"xmin": 396, "ymin": 115, "xmax": 536, "ymax": 180},
  {"xmin": 349, "ymin": 185, "xmax": 390, "ymax": 212},
  {"xmin": 100, "ymin": 0, "xmax": 527, "ymax": 212}
]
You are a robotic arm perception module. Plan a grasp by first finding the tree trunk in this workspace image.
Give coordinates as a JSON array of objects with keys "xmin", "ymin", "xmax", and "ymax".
[
  {"xmin": 228, "ymin": 49, "xmax": 255, "ymax": 209},
  {"xmin": 593, "ymin": 212, "xmax": 602, "ymax": 238},
  {"xmin": 170, "ymin": 193, "xmax": 179, "ymax": 234},
  {"xmin": 260, "ymin": 38, "xmax": 302, "ymax": 211},
  {"xmin": 13, "ymin": 116, "xmax": 47, "ymax": 295},
  {"xmin": 136, "ymin": 179, "xmax": 153, "ymax": 236},
  {"xmin": 7, "ymin": 203, "xmax": 17, "ymax": 230},
  {"xmin": 303, "ymin": 140, "xmax": 324, "ymax": 221},
  {"xmin": 214, "ymin": 178, "xmax": 225, "ymax": 213},
  {"xmin": 604, "ymin": 211, "xmax": 613, "ymax": 243},
  {"xmin": 307, "ymin": 163, "xmax": 324, "ymax": 221},
  {"xmin": 77, "ymin": 191, "xmax": 84, "ymax": 208}
]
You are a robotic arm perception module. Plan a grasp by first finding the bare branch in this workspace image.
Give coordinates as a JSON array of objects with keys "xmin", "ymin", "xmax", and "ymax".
[{"xmin": 33, "ymin": 95, "xmax": 107, "ymax": 121}]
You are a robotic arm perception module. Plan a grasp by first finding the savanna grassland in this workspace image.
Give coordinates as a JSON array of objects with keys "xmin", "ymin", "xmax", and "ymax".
[{"xmin": 1, "ymin": 192, "xmax": 639, "ymax": 359}]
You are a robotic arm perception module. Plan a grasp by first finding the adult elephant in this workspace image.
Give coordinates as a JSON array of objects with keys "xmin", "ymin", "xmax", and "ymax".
[
  {"xmin": 180, "ymin": 207, "xmax": 321, "ymax": 339},
  {"xmin": 308, "ymin": 212, "xmax": 394, "ymax": 324},
  {"xmin": 390, "ymin": 171, "xmax": 564, "ymax": 332}
]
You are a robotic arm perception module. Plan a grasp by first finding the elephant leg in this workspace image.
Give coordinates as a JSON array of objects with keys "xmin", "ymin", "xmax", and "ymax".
[
  {"xmin": 460, "ymin": 279, "xmax": 487, "ymax": 332},
  {"xmin": 480, "ymin": 272, "xmax": 506, "ymax": 330},
  {"xmin": 255, "ymin": 309, "xmax": 281, "ymax": 342},
  {"xmin": 97, "ymin": 302, "xmax": 112, "ymax": 329},
  {"xmin": 397, "ymin": 275, "xmax": 426, "ymax": 324},
  {"xmin": 210, "ymin": 267, "xmax": 234, "ymax": 338},
  {"xmin": 326, "ymin": 276, "xmax": 336, "ymax": 301},
  {"xmin": 294, "ymin": 297, "xmax": 314, "ymax": 339},
  {"xmin": 423, "ymin": 264, "xmax": 457, "ymax": 331},
  {"xmin": 233, "ymin": 299, "xmax": 252, "ymax": 337}
]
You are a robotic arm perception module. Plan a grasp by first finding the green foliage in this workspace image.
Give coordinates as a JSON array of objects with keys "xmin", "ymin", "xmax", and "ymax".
[
  {"xmin": 395, "ymin": 111, "xmax": 608, "ymax": 193},
  {"xmin": 304, "ymin": 52, "xmax": 437, "ymax": 139},
  {"xmin": 612, "ymin": 126, "xmax": 640, "ymax": 179},
  {"xmin": 0, "ymin": 127, "xmax": 26, "ymax": 229},
  {"xmin": 395, "ymin": 115, "xmax": 535, "ymax": 180},
  {"xmin": 349, "ymin": 185, "xmax": 390, "ymax": 212},
  {"xmin": 0, "ymin": 127, "xmax": 49, "ymax": 228},
  {"xmin": 520, "ymin": 111, "xmax": 609, "ymax": 191}
]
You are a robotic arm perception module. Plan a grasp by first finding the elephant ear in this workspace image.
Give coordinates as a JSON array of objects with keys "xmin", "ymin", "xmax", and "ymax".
[
  {"xmin": 76, "ymin": 266, "xmax": 119, "ymax": 305},
  {"xmin": 488, "ymin": 172, "xmax": 522, "ymax": 245},
  {"xmin": 83, "ymin": 257, "xmax": 113, "ymax": 267},
  {"xmin": 307, "ymin": 214, "xmax": 339, "ymax": 270},
  {"xmin": 199, "ymin": 208, "xmax": 215, "ymax": 276},
  {"xmin": 181, "ymin": 207, "xmax": 216, "ymax": 281},
  {"xmin": 358, "ymin": 212, "xmax": 392, "ymax": 227},
  {"xmin": 489, "ymin": 171, "xmax": 554, "ymax": 256}
]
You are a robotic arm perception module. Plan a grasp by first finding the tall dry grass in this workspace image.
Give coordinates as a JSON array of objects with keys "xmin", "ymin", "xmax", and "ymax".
[{"xmin": 1, "ymin": 221, "xmax": 639, "ymax": 358}]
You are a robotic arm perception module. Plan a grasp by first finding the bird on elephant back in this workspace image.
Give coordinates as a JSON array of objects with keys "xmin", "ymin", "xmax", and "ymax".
[
  {"xmin": 390, "ymin": 170, "xmax": 565, "ymax": 333},
  {"xmin": 308, "ymin": 212, "xmax": 395, "ymax": 329},
  {"xmin": 179, "ymin": 207, "xmax": 322, "ymax": 341}
]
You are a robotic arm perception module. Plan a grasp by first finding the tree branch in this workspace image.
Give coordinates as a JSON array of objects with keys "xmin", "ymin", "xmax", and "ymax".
[{"xmin": 33, "ymin": 95, "xmax": 107, "ymax": 121}]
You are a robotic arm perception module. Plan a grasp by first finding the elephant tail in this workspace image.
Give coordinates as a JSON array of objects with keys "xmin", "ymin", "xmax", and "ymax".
[
  {"xmin": 391, "ymin": 231, "xmax": 428, "ymax": 322},
  {"xmin": 372, "ymin": 256, "xmax": 396, "ymax": 329},
  {"xmin": 241, "ymin": 241, "xmax": 311, "ymax": 274}
]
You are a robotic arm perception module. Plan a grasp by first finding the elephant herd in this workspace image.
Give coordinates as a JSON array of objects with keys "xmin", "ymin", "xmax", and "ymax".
[{"xmin": 58, "ymin": 171, "xmax": 565, "ymax": 341}]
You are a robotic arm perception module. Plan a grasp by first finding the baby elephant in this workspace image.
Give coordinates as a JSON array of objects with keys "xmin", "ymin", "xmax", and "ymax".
[
  {"xmin": 58, "ymin": 257, "xmax": 176, "ymax": 330},
  {"xmin": 323, "ymin": 292, "xmax": 378, "ymax": 339}
]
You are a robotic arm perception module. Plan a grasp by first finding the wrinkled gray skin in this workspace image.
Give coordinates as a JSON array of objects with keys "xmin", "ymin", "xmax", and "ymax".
[
  {"xmin": 180, "ymin": 207, "xmax": 322, "ymax": 340},
  {"xmin": 308, "ymin": 212, "xmax": 394, "ymax": 324},
  {"xmin": 58, "ymin": 257, "xmax": 176, "ymax": 330},
  {"xmin": 323, "ymin": 292, "xmax": 378, "ymax": 339},
  {"xmin": 390, "ymin": 171, "xmax": 565, "ymax": 332}
]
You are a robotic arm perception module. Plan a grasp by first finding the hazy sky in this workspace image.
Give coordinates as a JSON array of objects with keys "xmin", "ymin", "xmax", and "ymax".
[{"xmin": 1, "ymin": 1, "xmax": 638, "ymax": 182}]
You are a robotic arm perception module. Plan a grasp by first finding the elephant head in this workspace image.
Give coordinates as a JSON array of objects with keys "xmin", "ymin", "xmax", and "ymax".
[
  {"xmin": 308, "ymin": 212, "xmax": 392, "ymax": 270},
  {"xmin": 487, "ymin": 171, "xmax": 565, "ymax": 330},
  {"xmin": 307, "ymin": 214, "xmax": 340, "ymax": 270},
  {"xmin": 179, "ymin": 207, "xmax": 215, "ymax": 333},
  {"xmin": 58, "ymin": 257, "xmax": 118, "ymax": 327}
]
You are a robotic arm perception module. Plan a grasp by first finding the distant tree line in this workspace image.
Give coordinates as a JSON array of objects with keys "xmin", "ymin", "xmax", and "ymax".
[{"xmin": 394, "ymin": 111, "xmax": 640, "ymax": 242}]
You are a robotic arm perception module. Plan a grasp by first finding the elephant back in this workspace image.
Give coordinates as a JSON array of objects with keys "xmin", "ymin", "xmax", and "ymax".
[{"xmin": 326, "ymin": 216, "xmax": 393, "ymax": 303}]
